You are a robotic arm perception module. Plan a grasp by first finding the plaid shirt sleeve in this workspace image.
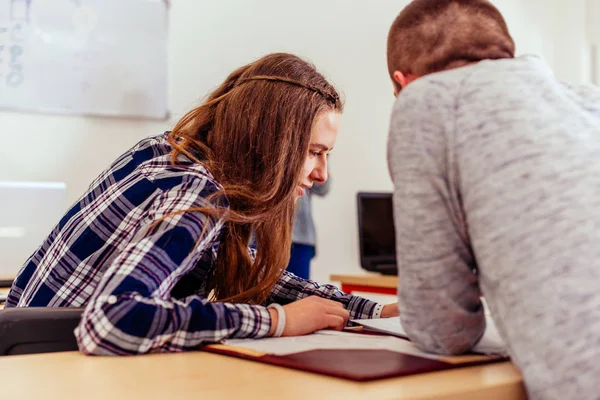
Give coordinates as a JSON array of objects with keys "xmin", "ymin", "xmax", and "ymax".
[
  {"xmin": 75, "ymin": 177, "xmax": 273, "ymax": 356},
  {"xmin": 266, "ymin": 271, "xmax": 379, "ymax": 320}
]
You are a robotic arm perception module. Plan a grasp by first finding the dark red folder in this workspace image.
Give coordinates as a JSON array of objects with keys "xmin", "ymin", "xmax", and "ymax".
[{"xmin": 203, "ymin": 333, "xmax": 506, "ymax": 382}]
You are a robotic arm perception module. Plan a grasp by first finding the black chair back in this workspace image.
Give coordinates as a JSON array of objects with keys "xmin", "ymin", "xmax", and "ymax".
[{"xmin": 0, "ymin": 307, "xmax": 83, "ymax": 356}]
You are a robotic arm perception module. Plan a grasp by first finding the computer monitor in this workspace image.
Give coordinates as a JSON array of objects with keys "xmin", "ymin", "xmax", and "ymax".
[
  {"xmin": 357, "ymin": 192, "xmax": 397, "ymax": 275},
  {"xmin": 0, "ymin": 182, "xmax": 67, "ymax": 284}
]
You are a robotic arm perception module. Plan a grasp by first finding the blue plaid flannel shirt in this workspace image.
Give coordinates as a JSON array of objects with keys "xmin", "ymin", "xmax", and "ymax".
[{"xmin": 6, "ymin": 133, "xmax": 378, "ymax": 355}]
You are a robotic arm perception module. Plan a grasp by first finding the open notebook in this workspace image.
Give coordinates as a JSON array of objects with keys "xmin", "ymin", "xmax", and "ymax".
[{"xmin": 351, "ymin": 314, "xmax": 507, "ymax": 356}]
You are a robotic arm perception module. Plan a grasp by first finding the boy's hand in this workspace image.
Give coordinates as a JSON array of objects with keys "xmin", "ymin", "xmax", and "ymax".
[{"xmin": 381, "ymin": 302, "xmax": 400, "ymax": 318}]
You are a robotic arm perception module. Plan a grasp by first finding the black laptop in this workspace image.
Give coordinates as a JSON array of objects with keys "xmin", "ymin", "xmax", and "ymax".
[{"xmin": 356, "ymin": 192, "xmax": 397, "ymax": 275}]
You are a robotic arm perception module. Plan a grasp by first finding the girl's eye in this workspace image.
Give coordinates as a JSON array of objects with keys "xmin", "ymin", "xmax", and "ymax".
[{"xmin": 310, "ymin": 151, "xmax": 321, "ymax": 157}]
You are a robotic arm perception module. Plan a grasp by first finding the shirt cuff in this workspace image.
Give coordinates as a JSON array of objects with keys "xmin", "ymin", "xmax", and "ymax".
[
  {"xmin": 372, "ymin": 303, "xmax": 384, "ymax": 319},
  {"xmin": 225, "ymin": 303, "xmax": 272, "ymax": 339}
]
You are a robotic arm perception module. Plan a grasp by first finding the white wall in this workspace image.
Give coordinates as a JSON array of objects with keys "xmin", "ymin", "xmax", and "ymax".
[{"xmin": 0, "ymin": 0, "xmax": 592, "ymax": 286}]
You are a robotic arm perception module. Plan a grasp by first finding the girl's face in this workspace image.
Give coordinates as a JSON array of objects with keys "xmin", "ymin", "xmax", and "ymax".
[{"xmin": 297, "ymin": 110, "xmax": 340, "ymax": 197}]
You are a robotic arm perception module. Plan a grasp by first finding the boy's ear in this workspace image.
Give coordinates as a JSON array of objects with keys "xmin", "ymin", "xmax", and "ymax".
[
  {"xmin": 393, "ymin": 71, "xmax": 408, "ymax": 87},
  {"xmin": 392, "ymin": 71, "xmax": 408, "ymax": 96}
]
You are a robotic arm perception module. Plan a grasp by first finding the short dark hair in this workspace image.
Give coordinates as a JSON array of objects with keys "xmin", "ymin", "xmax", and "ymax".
[{"xmin": 387, "ymin": 0, "xmax": 515, "ymax": 80}]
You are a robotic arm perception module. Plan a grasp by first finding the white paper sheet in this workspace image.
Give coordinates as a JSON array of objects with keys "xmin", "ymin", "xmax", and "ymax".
[
  {"xmin": 351, "ymin": 315, "xmax": 507, "ymax": 356},
  {"xmin": 223, "ymin": 329, "xmax": 444, "ymax": 359}
]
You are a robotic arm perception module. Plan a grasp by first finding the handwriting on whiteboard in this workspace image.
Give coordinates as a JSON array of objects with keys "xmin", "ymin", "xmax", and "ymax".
[{"xmin": 0, "ymin": 0, "xmax": 30, "ymax": 89}]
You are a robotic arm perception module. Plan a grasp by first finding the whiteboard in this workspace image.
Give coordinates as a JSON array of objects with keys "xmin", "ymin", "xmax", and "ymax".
[{"xmin": 0, "ymin": 0, "xmax": 168, "ymax": 119}]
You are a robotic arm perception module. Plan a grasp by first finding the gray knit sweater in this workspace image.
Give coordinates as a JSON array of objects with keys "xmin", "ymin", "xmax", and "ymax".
[{"xmin": 387, "ymin": 55, "xmax": 600, "ymax": 400}]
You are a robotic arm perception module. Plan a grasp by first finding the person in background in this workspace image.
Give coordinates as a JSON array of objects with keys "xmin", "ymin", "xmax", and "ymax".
[
  {"xmin": 6, "ymin": 53, "xmax": 398, "ymax": 356},
  {"xmin": 385, "ymin": 0, "xmax": 600, "ymax": 398},
  {"xmin": 288, "ymin": 177, "xmax": 330, "ymax": 280}
]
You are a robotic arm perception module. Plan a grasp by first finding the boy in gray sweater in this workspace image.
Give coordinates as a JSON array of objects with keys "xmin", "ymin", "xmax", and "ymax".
[{"xmin": 386, "ymin": 0, "xmax": 600, "ymax": 398}]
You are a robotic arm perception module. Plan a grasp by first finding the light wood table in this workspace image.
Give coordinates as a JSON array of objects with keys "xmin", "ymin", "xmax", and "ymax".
[
  {"xmin": 0, "ymin": 350, "xmax": 525, "ymax": 400},
  {"xmin": 330, "ymin": 273, "xmax": 398, "ymax": 295}
]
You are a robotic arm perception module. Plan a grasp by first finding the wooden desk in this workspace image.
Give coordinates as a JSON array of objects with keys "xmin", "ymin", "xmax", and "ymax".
[
  {"xmin": 0, "ymin": 351, "xmax": 525, "ymax": 400},
  {"xmin": 330, "ymin": 273, "xmax": 398, "ymax": 295}
]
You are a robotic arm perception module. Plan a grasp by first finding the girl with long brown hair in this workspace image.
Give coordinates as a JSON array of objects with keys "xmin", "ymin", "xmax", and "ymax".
[{"xmin": 6, "ymin": 53, "xmax": 398, "ymax": 355}]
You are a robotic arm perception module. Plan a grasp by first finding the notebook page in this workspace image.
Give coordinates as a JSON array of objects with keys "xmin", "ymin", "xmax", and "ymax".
[
  {"xmin": 351, "ymin": 315, "xmax": 507, "ymax": 356},
  {"xmin": 223, "ymin": 329, "xmax": 444, "ymax": 359}
]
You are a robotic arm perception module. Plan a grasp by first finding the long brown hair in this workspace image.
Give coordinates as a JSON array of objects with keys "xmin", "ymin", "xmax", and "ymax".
[
  {"xmin": 387, "ymin": 0, "xmax": 515, "ymax": 82},
  {"xmin": 167, "ymin": 53, "xmax": 343, "ymax": 305}
]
